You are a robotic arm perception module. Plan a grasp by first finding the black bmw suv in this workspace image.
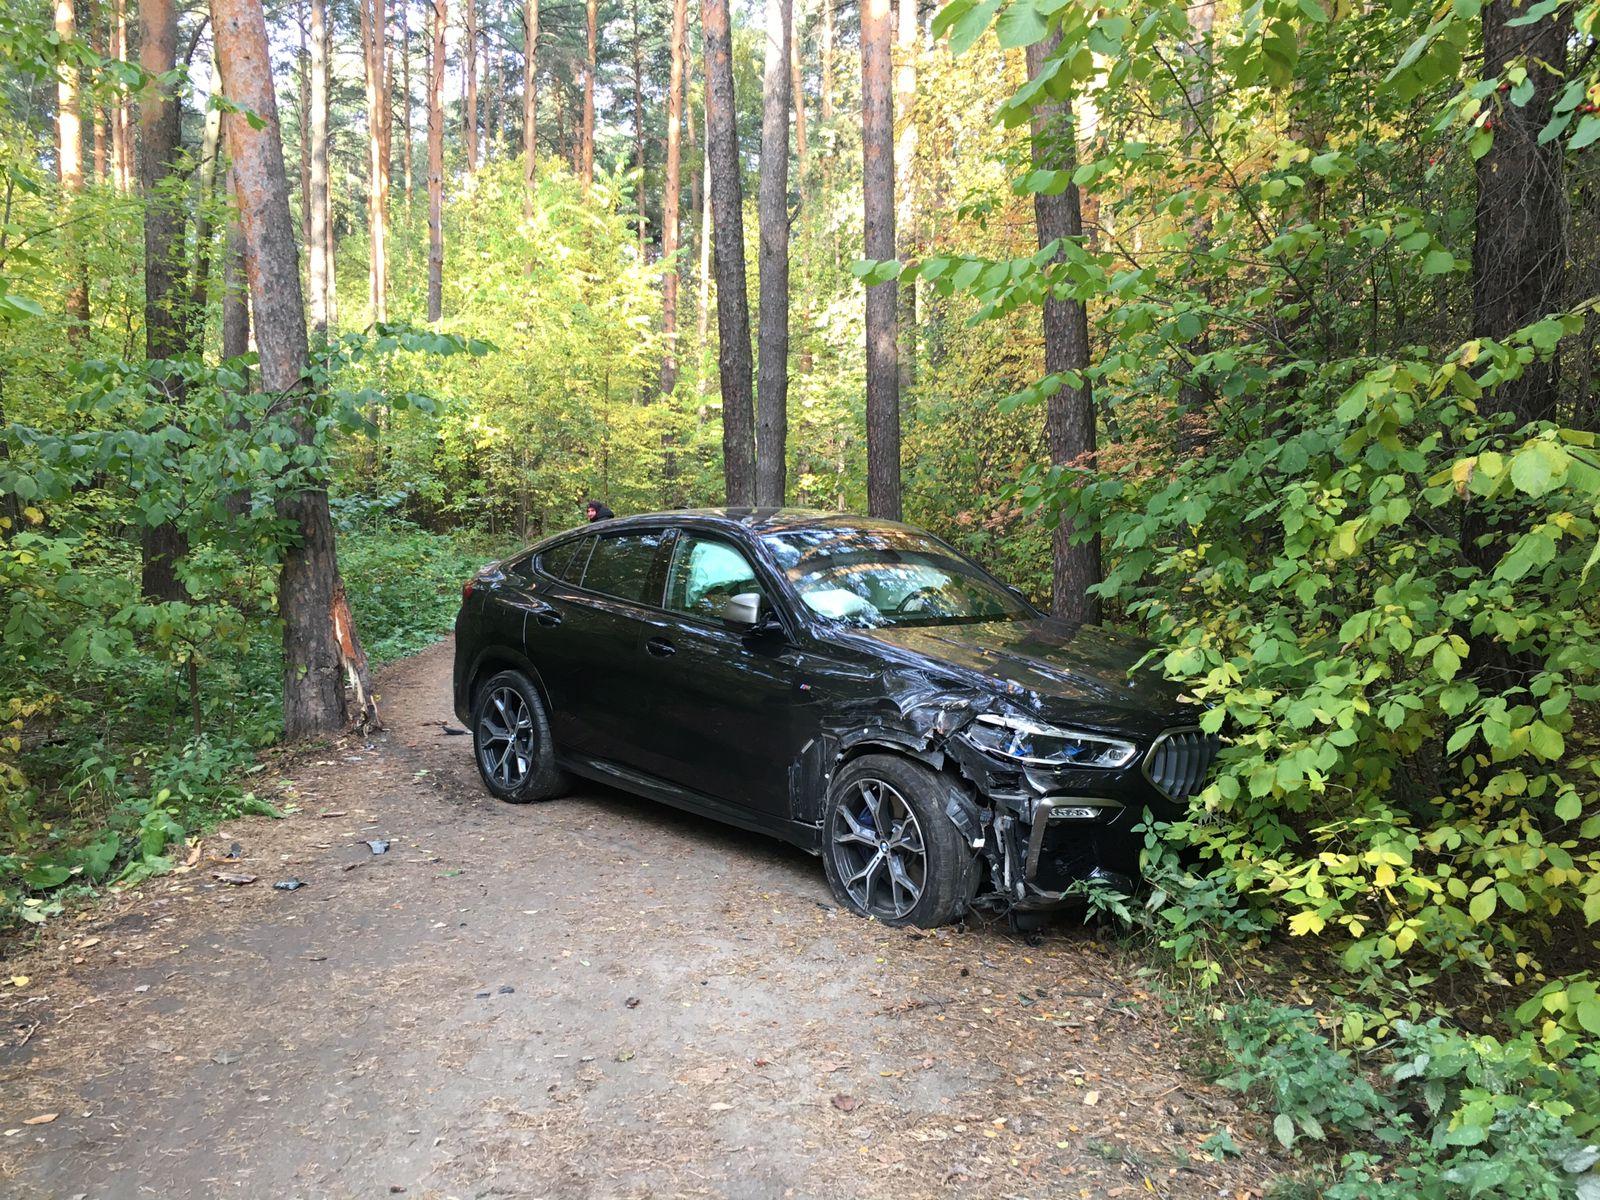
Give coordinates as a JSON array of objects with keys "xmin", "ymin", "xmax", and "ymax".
[{"xmin": 453, "ymin": 509, "xmax": 1216, "ymax": 927}]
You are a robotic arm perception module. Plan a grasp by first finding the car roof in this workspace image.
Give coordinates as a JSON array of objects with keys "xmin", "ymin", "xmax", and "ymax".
[{"xmin": 557, "ymin": 508, "xmax": 921, "ymax": 538}]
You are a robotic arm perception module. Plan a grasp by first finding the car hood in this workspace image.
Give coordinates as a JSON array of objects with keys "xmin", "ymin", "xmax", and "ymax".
[{"xmin": 847, "ymin": 618, "xmax": 1195, "ymax": 732}]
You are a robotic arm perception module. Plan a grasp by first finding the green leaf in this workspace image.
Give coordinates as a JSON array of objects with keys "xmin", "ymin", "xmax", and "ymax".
[
  {"xmin": 1571, "ymin": 115, "xmax": 1600, "ymax": 151},
  {"xmin": 1554, "ymin": 790, "xmax": 1581, "ymax": 821},
  {"xmin": 1509, "ymin": 441, "xmax": 1569, "ymax": 497},
  {"xmin": 1528, "ymin": 721, "xmax": 1564, "ymax": 761},
  {"xmin": 1576, "ymin": 998, "xmax": 1600, "ymax": 1036},
  {"xmin": 1273, "ymin": 1112, "xmax": 1295, "ymax": 1149},
  {"xmin": 1422, "ymin": 249, "xmax": 1456, "ymax": 275},
  {"xmin": 994, "ymin": 0, "xmax": 1048, "ymax": 49},
  {"xmin": 1469, "ymin": 888, "xmax": 1497, "ymax": 923},
  {"xmin": 948, "ymin": 0, "xmax": 1002, "ymax": 55}
]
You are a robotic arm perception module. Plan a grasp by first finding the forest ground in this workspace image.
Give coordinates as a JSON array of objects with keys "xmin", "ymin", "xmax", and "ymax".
[{"xmin": 0, "ymin": 638, "xmax": 1278, "ymax": 1200}]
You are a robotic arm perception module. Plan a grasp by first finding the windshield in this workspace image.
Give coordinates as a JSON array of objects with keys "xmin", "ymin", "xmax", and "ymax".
[{"xmin": 761, "ymin": 524, "xmax": 1033, "ymax": 628}]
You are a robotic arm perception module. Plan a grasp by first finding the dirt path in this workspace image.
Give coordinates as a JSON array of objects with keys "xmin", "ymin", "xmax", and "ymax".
[{"xmin": 1, "ymin": 638, "xmax": 1275, "ymax": 1200}]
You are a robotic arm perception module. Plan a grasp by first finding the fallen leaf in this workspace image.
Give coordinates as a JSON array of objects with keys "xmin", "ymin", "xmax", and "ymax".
[
  {"xmin": 8, "ymin": 976, "xmax": 28, "ymax": 988},
  {"xmin": 23, "ymin": 1113, "xmax": 58, "ymax": 1126},
  {"xmin": 211, "ymin": 872, "xmax": 257, "ymax": 886},
  {"xmin": 1082, "ymin": 1090, "xmax": 1100, "ymax": 1106},
  {"xmin": 831, "ymin": 1094, "xmax": 860, "ymax": 1113}
]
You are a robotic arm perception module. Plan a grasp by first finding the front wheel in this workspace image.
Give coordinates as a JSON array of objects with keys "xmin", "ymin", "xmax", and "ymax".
[
  {"xmin": 470, "ymin": 670, "xmax": 569, "ymax": 803},
  {"xmin": 821, "ymin": 754, "xmax": 977, "ymax": 928}
]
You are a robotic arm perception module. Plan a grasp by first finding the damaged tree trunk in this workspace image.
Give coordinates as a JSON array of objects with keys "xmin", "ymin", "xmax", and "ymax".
[{"xmin": 212, "ymin": 0, "xmax": 382, "ymax": 737}]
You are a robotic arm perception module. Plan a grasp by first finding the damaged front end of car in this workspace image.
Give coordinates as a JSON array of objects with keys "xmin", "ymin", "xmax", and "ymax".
[{"xmin": 795, "ymin": 669, "xmax": 1220, "ymax": 919}]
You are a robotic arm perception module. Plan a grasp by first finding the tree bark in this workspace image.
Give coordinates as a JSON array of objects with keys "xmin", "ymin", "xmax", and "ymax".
[
  {"xmin": 790, "ymin": 0, "xmax": 807, "ymax": 179},
  {"xmin": 895, "ymin": 0, "xmax": 916, "ymax": 393},
  {"xmin": 523, "ymin": 0, "xmax": 539, "ymax": 209},
  {"xmin": 111, "ymin": 0, "xmax": 132, "ymax": 191},
  {"xmin": 427, "ymin": 0, "xmax": 446, "ymax": 322},
  {"xmin": 1026, "ymin": 37, "xmax": 1100, "ymax": 625},
  {"xmin": 702, "ymin": 0, "xmax": 756, "ymax": 504},
  {"xmin": 401, "ymin": 0, "xmax": 414, "ymax": 201},
  {"xmin": 464, "ymin": 0, "xmax": 479, "ymax": 174},
  {"xmin": 140, "ymin": 0, "xmax": 190, "ymax": 601},
  {"xmin": 222, "ymin": 160, "xmax": 252, "ymax": 519},
  {"xmin": 756, "ymin": 0, "xmax": 791, "ymax": 506},
  {"xmin": 88, "ymin": 0, "xmax": 108, "ymax": 183},
  {"xmin": 581, "ymin": 0, "xmax": 597, "ymax": 188},
  {"xmin": 660, "ymin": 0, "xmax": 686, "ymax": 392},
  {"xmin": 212, "ymin": 0, "xmax": 378, "ymax": 737},
  {"xmin": 361, "ymin": 0, "xmax": 391, "ymax": 323},
  {"xmin": 297, "ymin": 5, "xmax": 313, "ymax": 253},
  {"xmin": 633, "ymin": 0, "xmax": 646, "ymax": 249},
  {"xmin": 309, "ymin": 0, "xmax": 332, "ymax": 333},
  {"xmin": 1473, "ymin": 0, "xmax": 1569, "ymax": 427},
  {"xmin": 696, "ymin": 93, "xmax": 712, "ymax": 397},
  {"xmin": 861, "ymin": 0, "xmax": 900, "ymax": 520},
  {"xmin": 55, "ymin": 0, "xmax": 90, "ymax": 337}
]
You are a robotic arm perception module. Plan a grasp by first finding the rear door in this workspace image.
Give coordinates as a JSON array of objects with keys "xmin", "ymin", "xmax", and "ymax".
[{"xmin": 530, "ymin": 527, "xmax": 671, "ymax": 765}]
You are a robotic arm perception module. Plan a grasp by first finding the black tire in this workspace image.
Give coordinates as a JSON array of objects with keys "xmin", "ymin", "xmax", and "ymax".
[
  {"xmin": 470, "ymin": 670, "xmax": 569, "ymax": 803},
  {"xmin": 821, "ymin": 754, "xmax": 977, "ymax": 928}
]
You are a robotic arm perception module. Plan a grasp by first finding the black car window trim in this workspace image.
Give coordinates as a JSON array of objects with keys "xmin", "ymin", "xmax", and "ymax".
[
  {"xmin": 565, "ymin": 526, "xmax": 674, "ymax": 609},
  {"xmin": 538, "ymin": 534, "xmax": 597, "ymax": 585}
]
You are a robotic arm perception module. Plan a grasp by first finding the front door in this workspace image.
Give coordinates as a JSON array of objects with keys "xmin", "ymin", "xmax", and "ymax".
[{"xmin": 633, "ymin": 531, "xmax": 808, "ymax": 818}]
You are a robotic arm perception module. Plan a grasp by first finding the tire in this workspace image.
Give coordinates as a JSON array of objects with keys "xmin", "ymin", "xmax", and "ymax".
[
  {"xmin": 470, "ymin": 670, "xmax": 569, "ymax": 803},
  {"xmin": 821, "ymin": 754, "xmax": 977, "ymax": 928}
]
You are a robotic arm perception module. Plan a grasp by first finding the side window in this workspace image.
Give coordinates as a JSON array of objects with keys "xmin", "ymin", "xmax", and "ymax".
[
  {"xmin": 665, "ymin": 535, "xmax": 763, "ymax": 623},
  {"xmin": 539, "ymin": 538, "xmax": 581, "ymax": 581},
  {"xmin": 578, "ymin": 530, "xmax": 668, "ymax": 604}
]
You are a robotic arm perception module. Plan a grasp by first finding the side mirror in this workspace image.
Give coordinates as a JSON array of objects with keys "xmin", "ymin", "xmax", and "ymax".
[{"xmin": 724, "ymin": 592, "xmax": 764, "ymax": 626}]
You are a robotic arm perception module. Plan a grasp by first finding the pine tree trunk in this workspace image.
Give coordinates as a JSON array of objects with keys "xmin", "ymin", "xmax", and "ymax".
[
  {"xmin": 55, "ymin": 0, "xmax": 89, "ymax": 336},
  {"xmin": 581, "ymin": 0, "xmax": 597, "ymax": 188},
  {"xmin": 427, "ymin": 0, "xmax": 446, "ymax": 321},
  {"xmin": 401, "ymin": 0, "xmax": 413, "ymax": 201},
  {"xmin": 1026, "ymin": 36, "xmax": 1100, "ymax": 625},
  {"xmin": 1473, "ymin": 0, "xmax": 1569, "ymax": 427},
  {"xmin": 633, "ymin": 0, "xmax": 646, "ymax": 250},
  {"xmin": 222, "ymin": 159, "xmax": 253, "ymax": 519},
  {"xmin": 213, "ymin": 0, "xmax": 378, "ymax": 737},
  {"xmin": 297, "ymin": 7, "xmax": 312, "ymax": 253},
  {"xmin": 790, "ymin": 0, "xmax": 807, "ymax": 180},
  {"xmin": 464, "ymin": 0, "xmax": 479, "ymax": 174},
  {"xmin": 702, "ymin": 0, "xmax": 755, "ymax": 504},
  {"xmin": 894, "ymin": 0, "xmax": 916, "ymax": 394},
  {"xmin": 523, "ymin": 0, "xmax": 539, "ymax": 210},
  {"xmin": 111, "ymin": 0, "xmax": 132, "ymax": 191},
  {"xmin": 140, "ymin": 0, "xmax": 190, "ymax": 601},
  {"xmin": 755, "ymin": 0, "xmax": 791, "ymax": 506},
  {"xmin": 696, "ymin": 99, "xmax": 712, "ymax": 398},
  {"xmin": 660, "ymin": 0, "xmax": 686, "ymax": 392},
  {"xmin": 861, "ymin": 0, "xmax": 900, "ymax": 520},
  {"xmin": 361, "ymin": 0, "xmax": 390, "ymax": 323},
  {"xmin": 88, "ymin": 0, "xmax": 108, "ymax": 182},
  {"xmin": 309, "ymin": 0, "xmax": 332, "ymax": 332}
]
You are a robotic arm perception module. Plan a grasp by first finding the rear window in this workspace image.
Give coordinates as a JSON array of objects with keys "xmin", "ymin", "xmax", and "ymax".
[{"xmin": 578, "ymin": 531, "xmax": 668, "ymax": 604}]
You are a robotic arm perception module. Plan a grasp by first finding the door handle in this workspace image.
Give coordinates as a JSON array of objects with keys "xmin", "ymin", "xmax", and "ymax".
[
  {"xmin": 645, "ymin": 636, "xmax": 676, "ymax": 658},
  {"xmin": 534, "ymin": 609, "xmax": 562, "ymax": 627}
]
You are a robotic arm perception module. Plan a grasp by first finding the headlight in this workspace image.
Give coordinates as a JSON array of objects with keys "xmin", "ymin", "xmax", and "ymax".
[{"xmin": 965, "ymin": 714, "xmax": 1137, "ymax": 769}]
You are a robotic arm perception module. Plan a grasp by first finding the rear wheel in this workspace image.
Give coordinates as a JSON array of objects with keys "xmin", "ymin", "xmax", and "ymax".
[
  {"xmin": 471, "ymin": 670, "xmax": 568, "ymax": 803},
  {"xmin": 822, "ymin": 754, "xmax": 976, "ymax": 928}
]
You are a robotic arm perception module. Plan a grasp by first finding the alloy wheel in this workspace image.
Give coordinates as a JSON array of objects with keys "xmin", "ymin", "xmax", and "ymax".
[
  {"xmin": 478, "ymin": 686, "xmax": 535, "ymax": 790},
  {"xmin": 829, "ymin": 777, "xmax": 927, "ymax": 920}
]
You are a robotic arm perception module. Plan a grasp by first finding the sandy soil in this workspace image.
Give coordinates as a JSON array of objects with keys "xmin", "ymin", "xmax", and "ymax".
[{"xmin": 0, "ymin": 637, "xmax": 1279, "ymax": 1200}]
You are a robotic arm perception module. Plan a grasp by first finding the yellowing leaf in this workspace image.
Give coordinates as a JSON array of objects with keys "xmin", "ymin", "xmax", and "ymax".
[{"xmin": 1288, "ymin": 911, "xmax": 1326, "ymax": 936}]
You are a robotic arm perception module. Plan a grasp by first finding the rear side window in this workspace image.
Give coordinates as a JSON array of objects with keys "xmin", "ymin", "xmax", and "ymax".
[
  {"xmin": 578, "ymin": 531, "xmax": 668, "ymax": 604},
  {"xmin": 540, "ymin": 538, "xmax": 588, "ymax": 581}
]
